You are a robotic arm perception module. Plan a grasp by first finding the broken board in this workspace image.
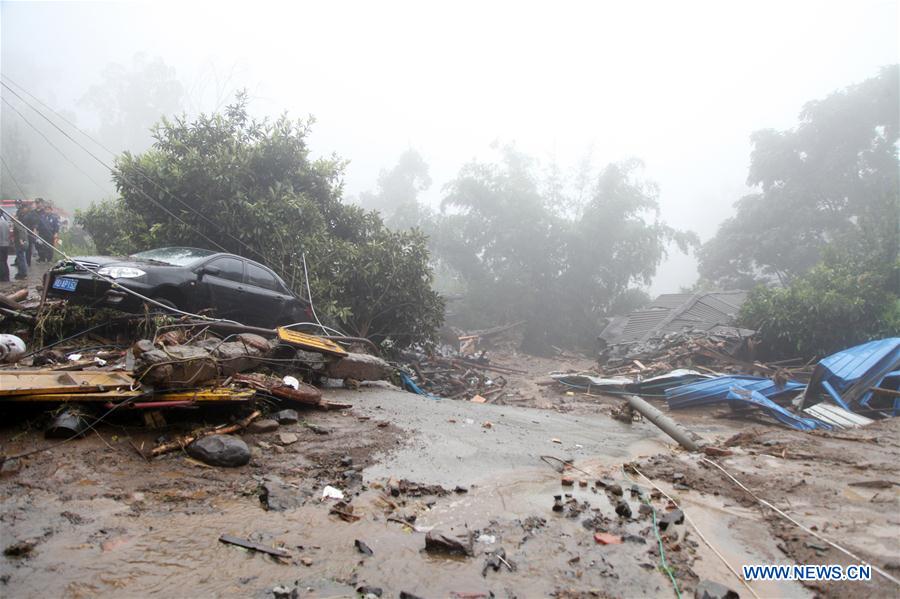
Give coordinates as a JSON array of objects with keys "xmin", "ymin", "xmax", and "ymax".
[
  {"xmin": 276, "ymin": 328, "xmax": 348, "ymax": 357},
  {"xmin": 0, "ymin": 370, "xmax": 135, "ymax": 397}
]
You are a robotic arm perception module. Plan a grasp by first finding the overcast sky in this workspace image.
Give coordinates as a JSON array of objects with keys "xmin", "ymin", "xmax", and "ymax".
[{"xmin": 2, "ymin": 0, "xmax": 897, "ymax": 292}]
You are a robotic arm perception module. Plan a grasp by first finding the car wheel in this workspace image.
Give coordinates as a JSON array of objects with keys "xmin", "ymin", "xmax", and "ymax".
[{"xmin": 148, "ymin": 296, "xmax": 179, "ymax": 314}]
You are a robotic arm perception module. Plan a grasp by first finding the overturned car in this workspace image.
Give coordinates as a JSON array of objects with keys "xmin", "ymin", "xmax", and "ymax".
[{"xmin": 47, "ymin": 247, "xmax": 311, "ymax": 328}]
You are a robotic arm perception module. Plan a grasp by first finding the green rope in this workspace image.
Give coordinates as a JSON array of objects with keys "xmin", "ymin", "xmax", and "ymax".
[
  {"xmin": 649, "ymin": 500, "xmax": 683, "ymax": 599},
  {"xmin": 621, "ymin": 466, "xmax": 682, "ymax": 599}
]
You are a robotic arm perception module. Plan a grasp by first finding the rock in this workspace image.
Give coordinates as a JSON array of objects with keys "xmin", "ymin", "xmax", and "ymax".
[
  {"xmin": 593, "ymin": 532, "xmax": 623, "ymax": 545},
  {"xmin": 246, "ymin": 419, "xmax": 279, "ymax": 434},
  {"xmin": 703, "ymin": 446, "xmax": 733, "ymax": 457},
  {"xmin": 639, "ymin": 503, "xmax": 654, "ymax": 516},
  {"xmin": 272, "ymin": 584, "xmax": 299, "ymax": 599},
  {"xmin": 340, "ymin": 456, "xmax": 353, "ymax": 467},
  {"xmin": 274, "ymin": 409, "xmax": 300, "ymax": 424},
  {"xmin": 561, "ymin": 477, "xmax": 575, "ymax": 486},
  {"xmin": 400, "ymin": 593, "xmax": 426, "ymax": 599},
  {"xmin": 355, "ymin": 539, "xmax": 374, "ymax": 556},
  {"xmin": 608, "ymin": 483, "xmax": 624, "ymax": 496},
  {"xmin": 259, "ymin": 479, "xmax": 304, "ymax": 511},
  {"xmin": 307, "ymin": 424, "xmax": 330, "ymax": 435},
  {"xmin": 277, "ymin": 433, "xmax": 299, "ymax": 446},
  {"xmin": 658, "ymin": 508, "xmax": 684, "ymax": 531},
  {"xmin": 325, "ymin": 352, "xmax": 392, "ymax": 381},
  {"xmin": 694, "ymin": 579, "xmax": 740, "ymax": 599},
  {"xmin": 356, "ymin": 585, "xmax": 383, "ymax": 597},
  {"xmin": 0, "ymin": 458, "xmax": 22, "ymax": 477},
  {"xmin": 615, "ymin": 500, "xmax": 632, "ymax": 518},
  {"xmin": 424, "ymin": 530, "xmax": 473, "ymax": 556},
  {"xmin": 186, "ymin": 435, "xmax": 250, "ymax": 467},
  {"xmin": 4, "ymin": 539, "xmax": 37, "ymax": 558}
]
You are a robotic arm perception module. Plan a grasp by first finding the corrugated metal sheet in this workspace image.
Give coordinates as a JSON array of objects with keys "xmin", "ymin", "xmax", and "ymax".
[
  {"xmin": 804, "ymin": 403, "xmax": 874, "ymax": 429},
  {"xmin": 665, "ymin": 375, "xmax": 824, "ymax": 430},
  {"xmin": 666, "ymin": 375, "xmax": 805, "ymax": 409},
  {"xmin": 803, "ymin": 338, "xmax": 900, "ymax": 413}
]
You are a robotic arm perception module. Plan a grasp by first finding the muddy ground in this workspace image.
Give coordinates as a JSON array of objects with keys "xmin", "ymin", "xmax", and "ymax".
[
  {"xmin": 2, "ymin": 377, "xmax": 898, "ymax": 598},
  {"xmin": 1, "ymin": 278, "xmax": 898, "ymax": 598}
]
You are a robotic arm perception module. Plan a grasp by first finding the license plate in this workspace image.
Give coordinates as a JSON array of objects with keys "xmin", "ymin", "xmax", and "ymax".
[{"xmin": 52, "ymin": 277, "xmax": 78, "ymax": 292}]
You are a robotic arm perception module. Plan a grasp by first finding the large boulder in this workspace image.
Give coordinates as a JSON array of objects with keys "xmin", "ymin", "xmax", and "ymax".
[
  {"xmin": 325, "ymin": 352, "xmax": 392, "ymax": 382},
  {"xmin": 186, "ymin": 435, "xmax": 250, "ymax": 467}
]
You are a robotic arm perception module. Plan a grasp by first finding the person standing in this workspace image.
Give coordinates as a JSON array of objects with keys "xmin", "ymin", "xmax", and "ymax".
[
  {"xmin": 0, "ymin": 209, "xmax": 11, "ymax": 283},
  {"xmin": 35, "ymin": 199, "xmax": 60, "ymax": 263},
  {"xmin": 21, "ymin": 200, "xmax": 40, "ymax": 266},
  {"xmin": 13, "ymin": 204, "xmax": 29, "ymax": 280}
]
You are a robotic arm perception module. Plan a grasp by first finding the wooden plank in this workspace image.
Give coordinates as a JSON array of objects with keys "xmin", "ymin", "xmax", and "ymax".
[
  {"xmin": 219, "ymin": 534, "xmax": 291, "ymax": 558},
  {"xmin": 156, "ymin": 388, "xmax": 256, "ymax": 402},
  {"xmin": 0, "ymin": 370, "xmax": 135, "ymax": 396},
  {"xmin": 0, "ymin": 389, "xmax": 142, "ymax": 402}
]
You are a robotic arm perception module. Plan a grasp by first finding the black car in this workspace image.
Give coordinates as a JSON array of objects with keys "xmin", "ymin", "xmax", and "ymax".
[{"xmin": 47, "ymin": 247, "xmax": 311, "ymax": 328}]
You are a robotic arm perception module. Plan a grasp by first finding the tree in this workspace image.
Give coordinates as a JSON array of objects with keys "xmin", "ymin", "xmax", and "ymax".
[
  {"xmin": 699, "ymin": 66, "xmax": 899, "ymax": 287},
  {"xmin": 739, "ymin": 238, "xmax": 899, "ymax": 359},
  {"xmin": 431, "ymin": 146, "xmax": 694, "ymax": 352},
  {"xmin": 358, "ymin": 148, "xmax": 432, "ymax": 230},
  {"xmin": 77, "ymin": 93, "xmax": 443, "ymax": 349},
  {"xmin": 81, "ymin": 53, "xmax": 185, "ymax": 153}
]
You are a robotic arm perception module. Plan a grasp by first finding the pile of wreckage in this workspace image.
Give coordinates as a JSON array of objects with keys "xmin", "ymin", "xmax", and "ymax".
[
  {"xmin": 0, "ymin": 288, "xmax": 397, "ymax": 465},
  {"xmin": 556, "ymin": 291, "xmax": 900, "ymax": 432},
  {"xmin": 397, "ymin": 321, "xmax": 528, "ymax": 401}
]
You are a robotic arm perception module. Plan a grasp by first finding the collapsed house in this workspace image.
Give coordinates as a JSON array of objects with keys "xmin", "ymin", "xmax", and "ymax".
[{"xmin": 598, "ymin": 291, "xmax": 755, "ymax": 364}]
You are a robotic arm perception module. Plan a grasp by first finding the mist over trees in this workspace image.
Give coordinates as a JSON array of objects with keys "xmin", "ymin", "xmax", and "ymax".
[{"xmin": 363, "ymin": 146, "xmax": 696, "ymax": 353}]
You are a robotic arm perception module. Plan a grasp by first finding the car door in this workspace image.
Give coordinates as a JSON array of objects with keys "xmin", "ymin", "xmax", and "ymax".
[
  {"xmin": 243, "ymin": 261, "xmax": 293, "ymax": 326},
  {"xmin": 198, "ymin": 256, "xmax": 246, "ymax": 320}
]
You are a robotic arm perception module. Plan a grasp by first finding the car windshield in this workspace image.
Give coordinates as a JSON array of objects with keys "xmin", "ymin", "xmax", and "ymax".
[{"xmin": 129, "ymin": 247, "xmax": 217, "ymax": 267}]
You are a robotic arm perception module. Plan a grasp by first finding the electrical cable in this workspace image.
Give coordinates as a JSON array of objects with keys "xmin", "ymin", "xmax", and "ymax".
[
  {"xmin": 1, "ymin": 81, "xmax": 231, "ymax": 254},
  {"xmin": 0, "ymin": 75, "xmax": 273, "ymax": 267},
  {"xmin": 301, "ymin": 252, "xmax": 333, "ymax": 335},
  {"xmin": 0, "ymin": 96, "xmax": 109, "ymax": 192},
  {"xmin": 699, "ymin": 456, "xmax": 900, "ymax": 586},
  {"xmin": 0, "ymin": 154, "xmax": 28, "ymax": 198},
  {"xmin": 625, "ymin": 464, "xmax": 763, "ymax": 599}
]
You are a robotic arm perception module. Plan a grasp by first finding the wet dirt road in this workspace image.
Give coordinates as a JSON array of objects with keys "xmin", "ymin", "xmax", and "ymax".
[{"xmin": 0, "ymin": 387, "xmax": 825, "ymax": 597}]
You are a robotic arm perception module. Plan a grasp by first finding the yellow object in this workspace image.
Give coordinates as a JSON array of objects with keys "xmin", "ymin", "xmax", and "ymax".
[
  {"xmin": 156, "ymin": 388, "xmax": 256, "ymax": 402},
  {"xmin": 0, "ymin": 370, "xmax": 135, "ymax": 396},
  {"xmin": 276, "ymin": 327, "xmax": 349, "ymax": 357}
]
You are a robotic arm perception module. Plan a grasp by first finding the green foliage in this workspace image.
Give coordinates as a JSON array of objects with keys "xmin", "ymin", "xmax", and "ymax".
[
  {"xmin": 78, "ymin": 93, "xmax": 443, "ymax": 348},
  {"xmin": 699, "ymin": 66, "xmax": 899, "ymax": 287},
  {"xmin": 424, "ymin": 146, "xmax": 696, "ymax": 352},
  {"xmin": 740, "ymin": 241, "xmax": 900, "ymax": 359}
]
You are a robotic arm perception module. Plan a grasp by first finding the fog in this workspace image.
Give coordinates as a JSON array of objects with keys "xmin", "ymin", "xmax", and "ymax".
[{"xmin": 1, "ymin": 0, "xmax": 897, "ymax": 292}]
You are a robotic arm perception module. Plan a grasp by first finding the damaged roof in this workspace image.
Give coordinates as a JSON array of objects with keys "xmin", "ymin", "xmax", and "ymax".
[{"xmin": 600, "ymin": 291, "xmax": 754, "ymax": 346}]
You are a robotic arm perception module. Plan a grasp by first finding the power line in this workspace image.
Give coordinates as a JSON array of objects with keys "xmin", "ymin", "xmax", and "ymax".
[
  {"xmin": 0, "ymin": 76, "xmax": 273, "ymax": 268},
  {"xmin": 0, "ymin": 95, "xmax": 110, "ymax": 193},
  {"xmin": 1, "ymin": 82, "xmax": 230, "ymax": 253},
  {"xmin": 0, "ymin": 155, "xmax": 28, "ymax": 198}
]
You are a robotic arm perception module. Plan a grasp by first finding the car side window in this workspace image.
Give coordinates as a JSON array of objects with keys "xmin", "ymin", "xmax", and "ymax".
[
  {"xmin": 246, "ymin": 262, "xmax": 279, "ymax": 291},
  {"xmin": 208, "ymin": 257, "xmax": 244, "ymax": 283}
]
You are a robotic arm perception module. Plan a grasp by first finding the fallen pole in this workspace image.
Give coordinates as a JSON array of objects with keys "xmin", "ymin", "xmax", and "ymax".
[{"xmin": 625, "ymin": 395, "xmax": 703, "ymax": 452}]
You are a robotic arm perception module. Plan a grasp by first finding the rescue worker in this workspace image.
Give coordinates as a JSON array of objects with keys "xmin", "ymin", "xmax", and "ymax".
[
  {"xmin": 0, "ymin": 208, "xmax": 11, "ymax": 283},
  {"xmin": 13, "ymin": 203, "xmax": 30, "ymax": 280}
]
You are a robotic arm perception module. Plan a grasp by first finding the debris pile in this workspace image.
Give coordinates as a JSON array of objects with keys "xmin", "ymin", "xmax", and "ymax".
[{"xmin": 0, "ymin": 287, "xmax": 394, "ymax": 466}]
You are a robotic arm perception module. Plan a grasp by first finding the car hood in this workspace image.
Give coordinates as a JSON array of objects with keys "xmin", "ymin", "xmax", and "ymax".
[{"xmin": 57, "ymin": 256, "xmax": 175, "ymax": 271}]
